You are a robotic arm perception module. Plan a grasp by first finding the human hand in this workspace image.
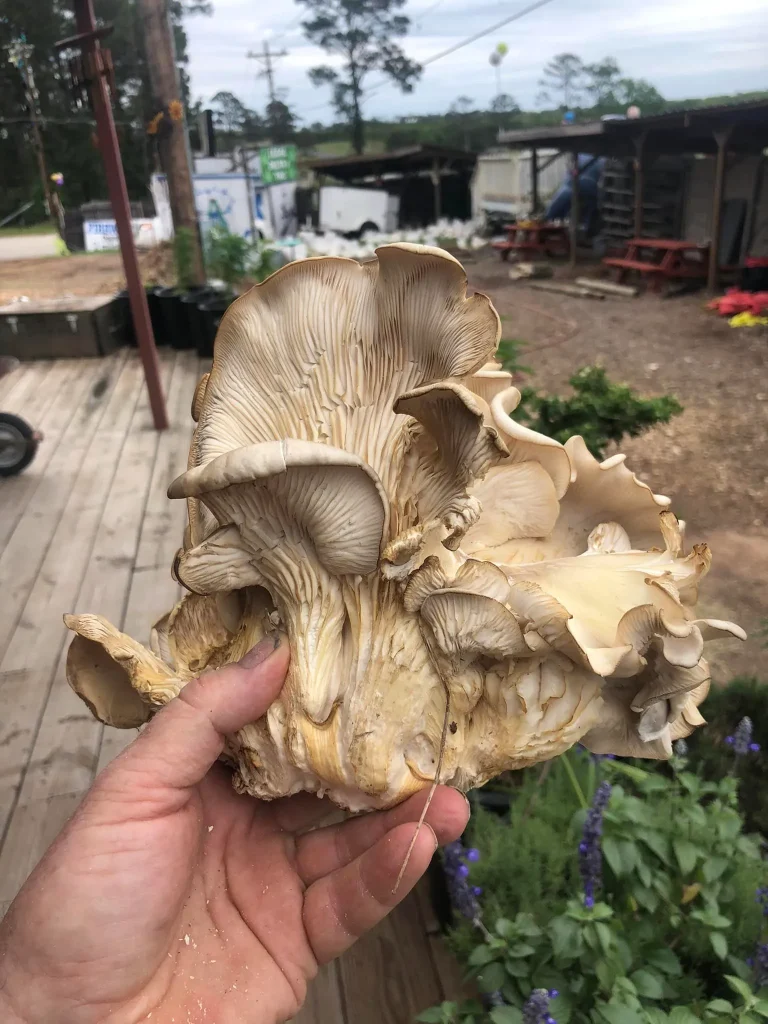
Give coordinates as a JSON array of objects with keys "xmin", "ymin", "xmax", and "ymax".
[{"xmin": 0, "ymin": 637, "xmax": 469, "ymax": 1024}]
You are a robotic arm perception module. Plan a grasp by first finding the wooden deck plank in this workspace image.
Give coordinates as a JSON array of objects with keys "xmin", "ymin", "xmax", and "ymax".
[
  {"xmin": 96, "ymin": 350, "xmax": 199, "ymax": 774},
  {"xmin": 0, "ymin": 353, "xmax": 127, "ymax": 660},
  {"xmin": 337, "ymin": 891, "xmax": 445, "ymax": 1023},
  {"xmin": 0, "ymin": 356, "xmax": 117, "ymax": 551},
  {"xmin": 0, "ymin": 359, "xmax": 55, "ymax": 411},
  {"xmin": 0, "ymin": 354, "xmax": 176, "ymax": 903},
  {"xmin": 0, "ymin": 360, "xmax": 31, "ymax": 403},
  {"xmin": 0, "ymin": 354, "xmax": 145, "ymax": 847}
]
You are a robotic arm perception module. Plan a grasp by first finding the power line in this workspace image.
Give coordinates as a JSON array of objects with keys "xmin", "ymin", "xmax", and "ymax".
[
  {"xmin": 365, "ymin": 0, "xmax": 557, "ymax": 99},
  {"xmin": 296, "ymin": 0, "xmax": 556, "ymax": 120}
]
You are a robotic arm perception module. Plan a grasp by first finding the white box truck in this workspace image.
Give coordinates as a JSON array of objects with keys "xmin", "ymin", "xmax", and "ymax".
[{"xmin": 319, "ymin": 186, "xmax": 399, "ymax": 237}]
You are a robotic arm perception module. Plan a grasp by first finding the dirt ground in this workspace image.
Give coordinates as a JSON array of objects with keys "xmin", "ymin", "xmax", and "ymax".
[
  {"xmin": 1, "ymin": 246, "xmax": 766, "ymax": 681},
  {"xmin": 468, "ymin": 253, "xmax": 768, "ymax": 684},
  {"xmin": 0, "ymin": 247, "xmax": 173, "ymax": 304}
]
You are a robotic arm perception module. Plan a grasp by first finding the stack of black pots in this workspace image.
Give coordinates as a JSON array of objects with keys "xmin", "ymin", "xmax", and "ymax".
[{"xmin": 115, "ymin": 286, "xmax": 234, "ymax": 357}]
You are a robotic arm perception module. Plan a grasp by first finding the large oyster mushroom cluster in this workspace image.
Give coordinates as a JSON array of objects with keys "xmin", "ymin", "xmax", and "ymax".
[{"xmin": 65, "ymin": 244, "xmax": 744, "ymax": 811}]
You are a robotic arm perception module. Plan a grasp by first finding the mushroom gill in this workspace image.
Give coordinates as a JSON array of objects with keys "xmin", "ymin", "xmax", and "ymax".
[{"xmin": 63, "ymin": 244, "xmax": 743, "ymax": 811}]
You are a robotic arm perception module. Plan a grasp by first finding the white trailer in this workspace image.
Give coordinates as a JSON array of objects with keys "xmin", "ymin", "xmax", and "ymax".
[{"xmin": 318, "ymin": 186, "xmax": 399, "ymax": 236}]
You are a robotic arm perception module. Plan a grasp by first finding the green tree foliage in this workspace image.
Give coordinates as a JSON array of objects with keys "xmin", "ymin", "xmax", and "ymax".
[
  {"xmin": 538, "ymin": 52, "xmax": 585, "ymax": 109},
  {"xmin": 265, "ymin": 98, "xmax": 297, "ymax": 143},
  {"xmin": 0, "ymin": 0, "xmax": 210, "ymax": 219},
  {"xmin": 297, "ymin": 0, "xmax": 421, "ymax": 154}
]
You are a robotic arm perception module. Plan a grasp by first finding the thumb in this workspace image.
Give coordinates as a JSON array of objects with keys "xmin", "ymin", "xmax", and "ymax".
[{"xmin": 101, "ymin": 635, "xmax": 289, "ymax": 793}]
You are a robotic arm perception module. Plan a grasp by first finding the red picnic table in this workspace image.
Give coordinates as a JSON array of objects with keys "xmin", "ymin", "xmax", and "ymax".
[
  {"xmin": 492, "ymin": 221, "xmax": 570, "ymax": 261},
  {"xmin": 603, "ymin": 238, "xmax": 710, "ymax": 291}
]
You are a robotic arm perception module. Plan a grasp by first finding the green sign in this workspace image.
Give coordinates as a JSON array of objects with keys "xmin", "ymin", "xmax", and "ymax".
[{"xmin": 259, "ymin": 145, "xmax": 298, "ymax": 185}]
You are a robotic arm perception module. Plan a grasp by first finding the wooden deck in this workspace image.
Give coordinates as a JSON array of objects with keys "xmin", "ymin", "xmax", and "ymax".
[{"xmin": 0, "ymin": 351, "xmax": 465, "ymax": 1023}]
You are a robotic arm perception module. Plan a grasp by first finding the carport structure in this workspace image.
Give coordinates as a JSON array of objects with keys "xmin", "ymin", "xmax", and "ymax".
[{"xmin": 498, "ymin": 99, "xmax": 768, "ymax": 289}]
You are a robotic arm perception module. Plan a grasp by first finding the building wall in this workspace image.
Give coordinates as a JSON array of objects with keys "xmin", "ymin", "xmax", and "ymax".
[{"xmin": 682, "ymin": 154, "xmax": 768, "ymax": 255}]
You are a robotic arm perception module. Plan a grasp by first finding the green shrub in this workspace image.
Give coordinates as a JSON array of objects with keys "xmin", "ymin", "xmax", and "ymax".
[
  {"xmin": 514, "ymin": 366, "xmax": 682, "ymax": 459},
  {"xmin": 420, "ymin": 749, "xmax": 767, "ymax": 1024},
  {"xmin": 204, "ymin": 225, "xmax": 280, "ymax": 290}
]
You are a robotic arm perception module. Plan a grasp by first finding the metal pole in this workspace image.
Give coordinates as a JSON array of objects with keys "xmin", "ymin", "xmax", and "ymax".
[
  {"xmin": 569, "ymin": 151, "xmax": 580, "ymax": 272},
  {"xmin": 707, "ymin": 126, "xmax": 733, "ymax": 293},
  {"xmin": 239, "ymin": 146, "xmax": 257, "ymax": 241},
  {"xmin": 74, "ymin": 0, "xmax": 168, "ymax": 430}
]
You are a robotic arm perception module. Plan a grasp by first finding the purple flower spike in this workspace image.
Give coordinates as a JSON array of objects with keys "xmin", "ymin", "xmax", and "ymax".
[
  {"xmin": 725, "ymin": 736, "xmax": 734, "ymax": 745},
  {"xmin": 579, "ymin": 781, "xmax": 611, "ymax": 908},
  {"xmin": 466, "ymin": 847, "xmax": 481, "ymax": 862},
  {"xmin": 472, "ymin": 886, "xmax": 483, "ymax": 896},
  {"xmin": 457, "ymin": 863, "xmax": 470, "ymax": 878},
  {"xmin": 751, "ymin": 743, "xmax": 761, "ymax": 752},
  {"xmin": 548, "ymin": 989, "xmax": 559, "ymax": 998},
  {"xmin": 443, "ymin": 841, "xmax": 481, "ymax": 921},
  {"xmin": 523, "ymin": 988, "xmax": 557, "ymax": 1024}
]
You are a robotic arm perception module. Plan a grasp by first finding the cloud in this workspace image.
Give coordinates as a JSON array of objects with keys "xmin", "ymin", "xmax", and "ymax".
[{"xmin": 185, "ymin": 0, "xmax": 768, "ymax": 121}]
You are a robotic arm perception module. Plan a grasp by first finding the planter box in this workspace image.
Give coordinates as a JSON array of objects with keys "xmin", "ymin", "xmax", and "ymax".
[{"xmin": 0, "ymin": 295, "xmax": 125, "ymax": 360}]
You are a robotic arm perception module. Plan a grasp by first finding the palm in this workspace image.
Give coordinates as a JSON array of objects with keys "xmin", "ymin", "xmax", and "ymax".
[{"xmin": 0, "ymin": 645, "xmax": 468, "ymax": 1024}]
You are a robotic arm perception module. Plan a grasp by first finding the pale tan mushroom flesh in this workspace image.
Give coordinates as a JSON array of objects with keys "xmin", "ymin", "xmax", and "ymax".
[{"xmin": 64, "ymin": 244, "xmax": 744, "ymax": 810}]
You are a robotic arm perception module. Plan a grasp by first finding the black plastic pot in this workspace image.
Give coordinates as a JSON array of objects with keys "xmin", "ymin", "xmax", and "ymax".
[
  {"xmin": 197, "ymin": 293, "xmax": 234, "ymax": 358},
  {"xmin": 153, "ymin": 286, "xmax": 189, "ymax": 349},
  {"xmin": 180, "ymin": 287, "xmax": 217, "ymax": 354}
]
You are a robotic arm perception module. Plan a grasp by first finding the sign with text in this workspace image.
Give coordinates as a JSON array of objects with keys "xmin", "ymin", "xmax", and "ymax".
[{"xmin": 259, "ymin": 145, "xmax": 298, "ymax": 185}]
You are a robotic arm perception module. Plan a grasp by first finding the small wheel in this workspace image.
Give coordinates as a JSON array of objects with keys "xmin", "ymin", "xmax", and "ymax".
[{"xmin": 0, "ymin": 412, "xmax": 40, "ymax": 477}]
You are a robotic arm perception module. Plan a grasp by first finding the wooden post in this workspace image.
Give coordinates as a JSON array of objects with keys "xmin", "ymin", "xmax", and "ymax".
[
  {"xmin": 707, "ymin": 126, "xmax": 734, "ymax": 292},
  {"xmin": 432, "ymin": 158, "xmax": 442, "ymax": 224},
  {"xmin": 73, "ymin": 0, "xmax": 168, "ymax": 430},
  {"xmin": 569, "ymin": 151, "xmax": 580, "ymax": 272},
  {"xmin": 137, "ymin": 0, "xmax": 205, "ymax": 284},
  {"xmin": 633, "ymin": 132, "xmax": 647, "ymax": 238},
  {"xmin": 531, "ymin": 147, "xmax": 539, "ymax": 214},
  {"xmin": 743, "ymin": 153, "xmax": 765, "ymax": 260}
]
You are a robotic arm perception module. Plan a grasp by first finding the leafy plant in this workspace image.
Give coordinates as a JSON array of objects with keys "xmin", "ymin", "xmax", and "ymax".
[
  {"xmin": 204, "ymin": 225, "xmax": 280, "ymax": 290},
  {"xmin": 420, "ymin": 747, "xmax": 766, "ymax": 1023},
  {"xmin": 173, "ymin": 226, "xmax": 196, "ymax": 290},
  {"xmin": 515, "ymin": 366, "xmax": 682, "ymax": 459}
]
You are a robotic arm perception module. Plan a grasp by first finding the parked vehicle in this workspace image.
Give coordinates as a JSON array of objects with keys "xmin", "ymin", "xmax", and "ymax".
[{"xmin": 318, "ymin": 186, "xmax": 399, "ymax": 237}]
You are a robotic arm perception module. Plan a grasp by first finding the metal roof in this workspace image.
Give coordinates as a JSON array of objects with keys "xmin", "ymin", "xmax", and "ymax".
[
  {"xmin": 498, "ymin": 98, "xmax": 768, "ymax": 156},
  {"xmin": 307, "ymin": 145, "xmax": 477, "ymax": 180}
]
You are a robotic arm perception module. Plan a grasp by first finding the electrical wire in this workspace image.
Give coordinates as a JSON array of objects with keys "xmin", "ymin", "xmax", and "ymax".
[{"xmin": 296, "ymin": 0, "xmax": 556, "ymax": 120}]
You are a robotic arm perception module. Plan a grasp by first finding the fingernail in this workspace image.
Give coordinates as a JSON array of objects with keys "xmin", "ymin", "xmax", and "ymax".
[
  {"xmin": 238, "ymin": 634, "xmax": 280, "ymax": 669},
  {"xmin": 424, "ymin": 822, "xmax": 438, "ymax": 852}
]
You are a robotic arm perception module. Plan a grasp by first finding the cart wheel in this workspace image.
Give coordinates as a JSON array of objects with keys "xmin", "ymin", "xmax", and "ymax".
[{"xmin": 0, "ymin": 412, "xmax": 40, "ymax": 477}]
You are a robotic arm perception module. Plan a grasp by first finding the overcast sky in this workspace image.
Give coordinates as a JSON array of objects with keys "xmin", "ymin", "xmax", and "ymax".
[{"xmin": 185, "ymin": 0, "xmax": 768, "ymax": 123}]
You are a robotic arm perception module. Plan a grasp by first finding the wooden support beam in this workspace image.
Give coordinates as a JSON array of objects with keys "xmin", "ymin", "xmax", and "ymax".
[
  {"xmin": 707, "ymin": 125, "xmax": 734, "ymax": 292},
  {"xmin": 531, "ymin": 147, "xmax": 539, "ymax": 214},
  {"xmin": 569, "ymin": 151, "xmax": 580, "ymax": 272},
  {"xmin": 633, "ymin": 132, "xmax": 647, "ymax": 238},
  {"xmin": 743, "ymin": 153, "xmax": 765, "ymax": 261}
]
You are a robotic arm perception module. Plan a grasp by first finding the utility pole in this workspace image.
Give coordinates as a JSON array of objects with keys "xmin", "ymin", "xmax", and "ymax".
[
  {"xmin": 247, "ymin": 41, "xmax": 287, "ymax": 105},
  {"xmin": 6, "ymin": 39, "xmax": 55, "ymax": 224},
  {"xmin": 137, "ymin": 0, "xmax": 205, "ymax": 284}
]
